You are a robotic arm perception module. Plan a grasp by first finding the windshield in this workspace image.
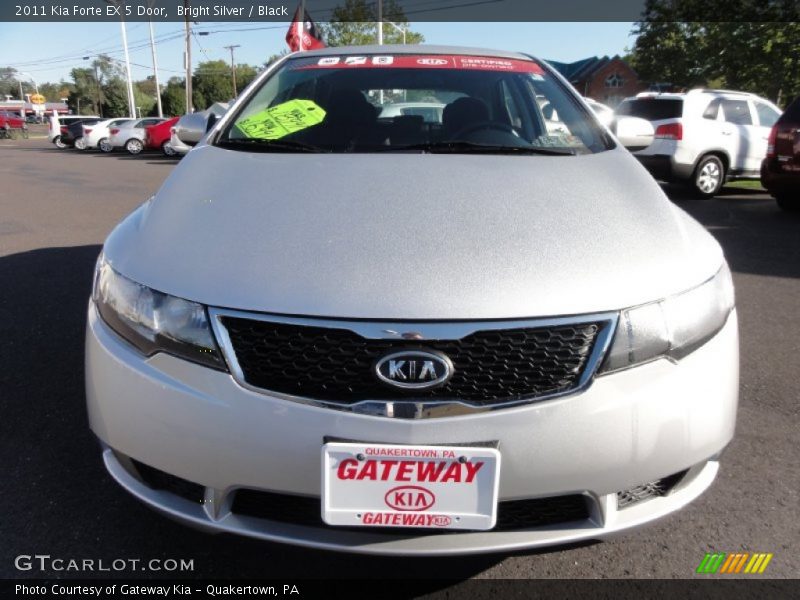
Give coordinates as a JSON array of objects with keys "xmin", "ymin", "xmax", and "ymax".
[
  {"xmin": 217, "ymin": 53, "xmax": 611, "ymax": 154},
  {"xmin": 616, "ymin": 98, "xmax": 683, "ymax": 121}
]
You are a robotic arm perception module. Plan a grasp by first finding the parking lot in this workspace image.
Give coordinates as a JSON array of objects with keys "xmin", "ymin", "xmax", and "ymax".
[{"xmin": 1, "ymin": 136, "xmax": 797, "ymax": 579}]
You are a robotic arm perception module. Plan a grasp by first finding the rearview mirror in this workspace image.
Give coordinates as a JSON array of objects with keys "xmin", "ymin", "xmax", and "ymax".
[
  {"xmin": 175, "ymin": 113, "xmax": 210, "ymax": 147},
  {"xmin": 612, "ymin": 116, "xmax": 655, "ymax": 152}
]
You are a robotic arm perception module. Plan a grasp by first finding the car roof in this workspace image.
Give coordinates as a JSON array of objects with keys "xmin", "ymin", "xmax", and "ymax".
[{"xmin": 290, "ymin": 44, "xmax": 535, "ymax": 62}]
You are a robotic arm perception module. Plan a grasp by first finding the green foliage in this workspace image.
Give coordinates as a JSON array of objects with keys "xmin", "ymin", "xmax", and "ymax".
[
  {"xmin": 235, "ymin": 64, "xmax": 259, "ymax": 91},
  {"xmin": 193, "ymin": 59, "xmax": 234, "ymax": 110},
  {"xmin": 320, "ymin": 0, "xmax": 424, "ymax": 47},
  {"xmin": 161, "ymin": 78, "xmax": 186, "ymax": 116},
  {"xmin": 630, "ymin": 0, "xmax": 800, "ymax": 106}
]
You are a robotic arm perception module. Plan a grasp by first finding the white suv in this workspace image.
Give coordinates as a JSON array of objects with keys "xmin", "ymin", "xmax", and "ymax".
[{"xmin": 617, "ymin": 89, "xmax": 782, "ymax": 197}]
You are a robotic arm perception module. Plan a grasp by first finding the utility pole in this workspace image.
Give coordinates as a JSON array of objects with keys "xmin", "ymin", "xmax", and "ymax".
[
  {"xmin": 93, "ymin": 61, "xmax": 102, "ymax": 117},
  {"xmin": 224, "ymin": 45, "xmax": 241, "ymax": 96},
  {"xmin": 104, "ymin": 0, "xmax": 136, "ymax": 118},
  {"xmin": 377, "ymin": 0, "xmax": 383, "ymax": 45},
  {"xmin": 148, "ymin": 6, "xmax": 163, "ymax": 118},
  {"xmin": 119, "ymin": 17, "xmax": 136, "ymax": 118},
  {"xmin": 183, "ymin": 0, "xmax": 193, "ymax": 113}
]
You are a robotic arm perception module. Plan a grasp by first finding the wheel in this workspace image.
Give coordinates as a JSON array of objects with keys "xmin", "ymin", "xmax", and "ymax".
[
  {"xmin": 98, "ymin": 138, "xmax": 113, "ymax": 153},
  {"xmin": 691, "ymin": 155, "xmax": 725, "ymax": 198},
  {"xmin": 54, "ymin": 135, "xmax": 66, "ymax": 149},
  {"xmin": 74, "ymin": 136, "xmax": 86, "ymax": 150},
  {"xmin": 776, "ymin": 195, "xmax": 800, "ymax": 212},
  {"xmin": 125, "ymin": 138, "xmax": 144, "ymax": 155},
  {"xmin": 161, "ymin": 140, "xmax": 177, "ymax": 156}
]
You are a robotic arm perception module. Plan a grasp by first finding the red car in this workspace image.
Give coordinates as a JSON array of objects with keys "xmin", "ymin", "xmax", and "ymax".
[
  {"xmin": 0, "ymin": 111, "xmax": 27, "ymax": 136},
  {"xmin": 144, "ymin": 117, "xmax": 180, "ymax": 156}
]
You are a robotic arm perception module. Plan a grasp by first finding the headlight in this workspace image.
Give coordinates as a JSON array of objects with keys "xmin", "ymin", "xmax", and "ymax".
[
  {"xmin": 600, "ymin": 263, "xmax": 735, "ymax": 373},
  {"xmin": 92, "ymin": 254, "xmax": 226, "ymax": 370}
]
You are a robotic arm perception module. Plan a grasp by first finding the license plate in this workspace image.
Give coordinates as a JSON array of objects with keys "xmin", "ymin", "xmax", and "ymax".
[{"xmin": 322, "ymin": 442, "xmax": 500, "ymax": 531}]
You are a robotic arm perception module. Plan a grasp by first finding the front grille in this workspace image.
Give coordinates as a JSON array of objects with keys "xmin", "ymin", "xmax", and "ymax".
[
  {"xmin": 231, "ymin": 489, "xmax": 590, "ymax": 533},
  {"xmin": 616, "ymin": 470, "xmax": 688, "ymax": 509},
  {"xmin": 220, "ymin": 317, "xmax": 605, "ymax": 405}
]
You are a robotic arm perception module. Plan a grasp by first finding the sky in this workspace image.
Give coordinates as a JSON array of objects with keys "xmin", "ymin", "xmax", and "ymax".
[{"xmin": 0, "ymin": 21, "xmax": 636, "ymax": 93}]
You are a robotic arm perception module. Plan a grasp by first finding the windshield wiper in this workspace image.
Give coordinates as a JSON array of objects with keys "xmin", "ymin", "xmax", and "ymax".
[
  {"xmin": 217, "ymin": 138, "xmax": 328, "ymax": 153},
  {"xmin": 385, "ymin": 141, "xmax": 576, "ymax": 156}
]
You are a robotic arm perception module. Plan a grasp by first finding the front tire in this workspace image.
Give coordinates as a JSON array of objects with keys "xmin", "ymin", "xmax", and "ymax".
[
  {"xmin": 691, "ymin": 155, "xmax": 725, "ymax": 198},
  {"xmin": 125, "ymin": 138, "xmax": 144, "ymax": 155},
  {"xmin": 54, "ymin": 135, "xmax": 66, "ymax": 149},
  {"xmin": 776, "ymin": 195, "xmax": 800, "ymax": 213}
]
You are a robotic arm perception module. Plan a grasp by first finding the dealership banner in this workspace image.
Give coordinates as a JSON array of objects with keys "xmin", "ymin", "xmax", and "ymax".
[{"xmin": 3, "ymin": 0, "xmax": 799, "ymax": 22}]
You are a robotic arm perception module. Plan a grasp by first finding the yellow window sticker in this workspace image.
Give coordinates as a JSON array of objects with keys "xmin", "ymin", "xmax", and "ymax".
[{"xmin": 234, "ymin": 99, "xmax": 326, "ymax": 140}]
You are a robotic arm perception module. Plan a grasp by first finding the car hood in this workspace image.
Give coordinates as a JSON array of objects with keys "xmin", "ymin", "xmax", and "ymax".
[{"xmin": 105, "ymin": 145, "xmax": 723, "ymax": 319}]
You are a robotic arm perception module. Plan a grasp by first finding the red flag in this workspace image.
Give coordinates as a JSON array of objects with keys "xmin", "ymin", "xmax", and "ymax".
[{"xmin": 286, "ymin": 5, "xmax": 326, "ymax": 52}]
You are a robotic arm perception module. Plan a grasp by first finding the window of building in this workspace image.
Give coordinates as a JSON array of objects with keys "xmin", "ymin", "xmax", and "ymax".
[{"xmin": 605, "ymin": 73, "xmax": 624, "ymax": 88}]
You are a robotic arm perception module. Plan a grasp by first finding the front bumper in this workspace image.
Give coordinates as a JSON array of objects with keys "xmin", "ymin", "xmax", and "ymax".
[{"xmin": 86, "ymin": 304, "xmax": 739, "ymax": 555}]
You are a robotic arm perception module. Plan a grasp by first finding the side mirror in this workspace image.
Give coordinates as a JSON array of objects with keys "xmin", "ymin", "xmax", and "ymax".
[
  {"xmin": 175, "ymin": 112, "xmax": 210, "ymax": 147},
  {"xmin": 612, "ymin": 116, "xmax": 655, "ymax": 152},
  {"xmin": 205, "ymin": 113, "xmax": 218, "ymax": 132}
]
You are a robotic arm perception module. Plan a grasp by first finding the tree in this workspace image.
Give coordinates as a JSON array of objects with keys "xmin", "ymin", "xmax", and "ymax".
[
  {"xmin": 235, "ymin": 64, "xmax": 259, "ymax": 91},
  {"xmin": 161, "ymin": 77, "xmax": 186, "ymax": 116},
  {"xmin": 629, "ymin": 0, "xmax": 800, "ymax": 105},
  {"xmin": 193, "ymin": 59, "xmax": 234, "ymax": 110},
  {"xmin": 0, "ymin": 67, "xmax": 20, "ymax": 99},
  {"xmin": 320, "ymin": 0, "xmax": 424, "ymax": 47}
]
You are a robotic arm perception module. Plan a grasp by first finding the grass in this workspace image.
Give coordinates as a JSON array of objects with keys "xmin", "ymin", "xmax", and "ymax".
[{"xmin": 725, "ymin": 179, "xmax": 765, "ymax": 191}]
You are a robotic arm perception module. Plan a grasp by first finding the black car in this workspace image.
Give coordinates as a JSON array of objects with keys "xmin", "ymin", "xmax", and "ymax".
[
  {"xmin": 761, "ymin": 96, "xmax": 800, "ymax": 212},
  {"xmin": 60, "ymin": 118, "xmax": 101, "ymax": 149}
]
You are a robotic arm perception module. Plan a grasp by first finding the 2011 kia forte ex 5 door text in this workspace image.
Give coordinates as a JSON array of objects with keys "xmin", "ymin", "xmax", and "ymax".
[{"xmin": 85, "ymin": 45, "xmax": 739, "ymax": 556}]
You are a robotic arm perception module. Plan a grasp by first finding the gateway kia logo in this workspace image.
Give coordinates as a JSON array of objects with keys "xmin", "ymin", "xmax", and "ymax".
[
  {"xmin": 375, "ymin": 350, "xmax": 453, "ymax": 390},
  {"xmin": 417, "ymin": 58, "xmax": 448, "ymax": 65},
  {"xmin": 385, "ymin": 485, "xmax": 435, "ymax": 511}
]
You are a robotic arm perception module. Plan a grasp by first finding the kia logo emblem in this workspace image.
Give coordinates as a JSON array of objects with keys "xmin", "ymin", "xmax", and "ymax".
[
  {"xmin": 417, "ymin": 58, "xmax": 449, "ymax": 66},
  {"xmin": 384, "ymin": 485, "xmax": 435, "ymax": 511},
  {"xmin": 374, "ymin": 350, "xmax": 454, "ymax": 390}
]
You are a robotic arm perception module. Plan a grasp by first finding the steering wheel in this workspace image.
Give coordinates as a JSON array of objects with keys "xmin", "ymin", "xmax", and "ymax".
[{"xmin": 448, "ymin": 121, "xmax": 519, "ymax": 140}]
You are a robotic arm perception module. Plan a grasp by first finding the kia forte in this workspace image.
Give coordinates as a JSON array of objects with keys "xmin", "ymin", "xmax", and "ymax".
[{"xmin": 86, "ymin": 45, "xmax": 738, "ymax": 555}]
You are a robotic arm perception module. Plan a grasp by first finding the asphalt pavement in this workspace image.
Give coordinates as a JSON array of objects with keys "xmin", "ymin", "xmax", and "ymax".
[{"xmin": 1, "ymin": 137, "xmax": 797, "ymax": 581}]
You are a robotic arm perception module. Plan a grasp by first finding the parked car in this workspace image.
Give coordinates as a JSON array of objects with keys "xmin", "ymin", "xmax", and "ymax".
[
  {"xmin": 0, "ymin": 111, "xmax": 27, "ymax": 137},
  {"xmin": 144, "ymin": 117, "xmax": 180, "ymax": 156},
  {"xmin": 48, "ymin": 114, "xmax": 98, "ymax": 148},
  {"xmin": 61, "ymin": 118, "xmax": 102, "ymax": 149},
  {"xmin": 170, "ymin": 103, "xmax": 229, "ymax": 155},
  {"xmin": 87, "ymin": 45, "xmax": 737, "ymax": 556},
  {"xmin": 82, "ymin": 118, "xmax": 136, "ymax": 152},
  {"xmin": 584, "ymin": 98, "xmax": 615, "ymax": 128},
  {"xmin": 760, "ymin": 95, "xmax": 800, "ymax": 212},
  {"xmin": 108, "ymin": 117, "xmax": 166, "ymax": 154},
  {"xmin": 616, "ymin": 89, "xmax": 782, "ymax": 197}
]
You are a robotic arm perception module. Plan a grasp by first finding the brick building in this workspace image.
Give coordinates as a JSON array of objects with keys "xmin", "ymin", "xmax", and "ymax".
[{"xmin": 547, "ymin": 56, "xmax": 645, "ymax": 108}]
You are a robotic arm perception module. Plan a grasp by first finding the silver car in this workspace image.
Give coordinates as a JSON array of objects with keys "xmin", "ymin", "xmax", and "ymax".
[
  {"xmin": 86, "ymin": 46, "xmax": 738, "ymax": 555},
  {"xmin": 108, "ymin": 117, "xmax": 165, "ymax": 154}
]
